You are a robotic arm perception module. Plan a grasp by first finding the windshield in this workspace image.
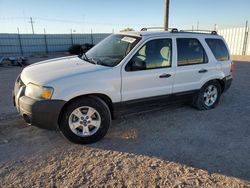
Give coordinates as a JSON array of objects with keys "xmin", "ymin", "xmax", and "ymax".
[{"xmin": 85, "ymin": 34, "xmax": 141, "ymax": 67}]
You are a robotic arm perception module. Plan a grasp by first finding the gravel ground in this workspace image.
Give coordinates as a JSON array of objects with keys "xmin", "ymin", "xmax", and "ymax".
[{"xmin": 0, "ymin": 60, "xmax": 250, "ymax": 187}]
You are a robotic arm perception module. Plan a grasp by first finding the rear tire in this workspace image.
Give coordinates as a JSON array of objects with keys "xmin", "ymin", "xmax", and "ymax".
[
  {"xmin": 193, "ymin": 80, "xmax": 221, "ymax": 110},
  {"xmin": 59, "ymin": 96, "xmax": 111, "ymax": 144}
]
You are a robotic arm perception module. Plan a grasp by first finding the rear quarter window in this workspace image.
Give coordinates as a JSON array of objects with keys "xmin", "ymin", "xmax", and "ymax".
[
  {"xmin": 205, "ymin": 39, "xmax": 229, "ymax": 61},
  {"xmin": 177, "ymin": 38, "xmax": 208, "ymax": 66}
]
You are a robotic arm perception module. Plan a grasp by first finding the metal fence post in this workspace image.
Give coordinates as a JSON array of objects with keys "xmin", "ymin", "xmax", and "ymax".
[
  {"xmin": 244, "ymin": 26, "xmax": 249, "ymax": 56},
  {"xmin": 44, "ymin": 28, "xmax": 48, "ymax": 54},
  {"xmin": 242, "ymin": 20, "xmax": 248, "ymax": 55},
  {"xmin": 91, "ymin": 29, "xmax": 94, "ymax": 45},
  {"xmin": 17, "ymin": 28, "xmax": 23, "ymax": 56},
  {"xmin": 70, "ymin": 29, "xmax": 74, "ymax": 45}
]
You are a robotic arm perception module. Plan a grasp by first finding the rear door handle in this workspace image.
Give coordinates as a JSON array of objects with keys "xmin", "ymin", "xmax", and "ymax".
[
  {"xmin": 198, "ymin": 69, "xmax": 208, "ymax": 73},
  {"xmin": 159, "ymin": 73, "xmax": 171, "ymax": 78}
]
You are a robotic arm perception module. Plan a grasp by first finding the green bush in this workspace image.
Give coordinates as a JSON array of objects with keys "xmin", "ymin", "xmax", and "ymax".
[
  {"xmin": 68, "ymin": 43, "xmax": 95, "ymax": 55},
  {"xmin": 68, "ymin": 44, "xmax": 82, "ymax": 55}
]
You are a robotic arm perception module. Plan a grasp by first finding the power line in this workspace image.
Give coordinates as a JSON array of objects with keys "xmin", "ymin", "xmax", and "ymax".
[
  {"xmin": 0, "ymin": 16, "xmax": 160, "ymax": 27},
  {"xmin": 0, "ymin": 17, "xmax": 28, "ymax": 20}
]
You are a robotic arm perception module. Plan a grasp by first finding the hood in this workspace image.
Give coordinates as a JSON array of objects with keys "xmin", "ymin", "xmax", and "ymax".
[{"xmin": 21, "ymin": 56, "xmax": 106, "ymax": 86}]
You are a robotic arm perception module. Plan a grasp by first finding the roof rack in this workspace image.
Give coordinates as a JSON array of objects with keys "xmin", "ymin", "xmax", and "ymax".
[
  {"xmin": 179, "ymin": 30, "xmax": 218, "ymax": 35},
  {"xmin": 140, "ymin": 27, "xmax": 178, "ymax": 32},
  {"xmin": 140, "ymin": 27, "xmax": 217, "ymax": 35}
]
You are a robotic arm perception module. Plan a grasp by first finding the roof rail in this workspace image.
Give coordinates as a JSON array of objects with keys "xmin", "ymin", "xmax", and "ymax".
[
  {"xmin": 140, "ymin": 27, "xmax": 179, "ymax": 32},
  {"xmin": 171, "ymin": 28, "xmax": 178, "ymax": 33},
  {"xmin": 139, "ymin": 28, "xmax": 217, "ymax": 35},
  {"xmin": 179, "ymin": 30, "xmax": 218, "ymax": 35}
]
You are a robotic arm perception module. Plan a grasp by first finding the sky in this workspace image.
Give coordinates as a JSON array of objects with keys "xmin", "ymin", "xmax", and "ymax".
[{"xmin": 0, "ymin": 0, "xmax": 249, "ymax": 34}]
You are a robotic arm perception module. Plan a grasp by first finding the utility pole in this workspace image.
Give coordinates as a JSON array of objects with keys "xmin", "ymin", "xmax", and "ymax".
[
  {"xmin": 197, "ymin": 21, "xmax": 199, "ymax": 31},
  {"xmin": 28, "ymin": 17, "xmax": 35, "ymax": 34},
  {"xmin": 214, "ymin": 24, "xmax": 218, "ymax": 31},
  {"xmin": 164, "ymin": 0, "xmax": 170, "ymax": 31}
]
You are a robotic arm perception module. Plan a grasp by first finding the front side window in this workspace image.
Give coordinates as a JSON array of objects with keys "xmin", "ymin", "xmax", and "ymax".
[
  {"xmin": 205, "ymin": 39, "xmax": 229, "ymax": 61},
  {"xmin": 85, "ymin": 34, "xmax": 141, "ymax": 67},
  {"xmin": 177, "ymin": 38, "xmax": 208, "ymax": 66},
  {"xmin": 126, "ymin": 38, "xmax": 172, "ymax": 71}
]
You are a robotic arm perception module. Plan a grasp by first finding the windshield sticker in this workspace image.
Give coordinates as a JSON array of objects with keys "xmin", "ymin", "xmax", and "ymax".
[{"xmin": 121, "ymin": 36, "xmax": 136, "ymax": 43}]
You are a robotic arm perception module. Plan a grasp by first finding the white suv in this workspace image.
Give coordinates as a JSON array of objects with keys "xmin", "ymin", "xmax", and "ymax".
[{"xmin": 13, "ymin": 28, "xmax": 233, "ymax": 144}]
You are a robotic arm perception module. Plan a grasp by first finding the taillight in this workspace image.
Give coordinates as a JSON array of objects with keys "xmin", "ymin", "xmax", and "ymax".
[{"xmin": 230, "ymin": 62, "xmax": 234, "ymax": 73}]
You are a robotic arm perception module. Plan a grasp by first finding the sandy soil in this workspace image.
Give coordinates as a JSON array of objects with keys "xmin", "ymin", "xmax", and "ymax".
[
  {"xmin": 0, "ymin": 119, "xmax": 249, "ymax": 187},
  {"xmin": 231, "ymin": 55, "xmax": 250, "ymax": 62},
  {"xmin": 0, "ymin": 59, "xmax": 250, "ymax": 187}
]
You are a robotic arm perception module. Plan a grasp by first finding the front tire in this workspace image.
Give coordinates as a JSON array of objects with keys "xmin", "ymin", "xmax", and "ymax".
[
  {"xmin": 59, "ymin": 96, "xmax": 111, "ymax": 144},
  {"xmin": 193, "ymin": 80, "xmax": 221, "ymax": 110}
]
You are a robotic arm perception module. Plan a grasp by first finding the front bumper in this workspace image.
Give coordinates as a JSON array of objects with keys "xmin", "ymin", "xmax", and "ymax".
[{"xmin": 13, "ymin": 77, "xmax": 66, "ymax": 130}]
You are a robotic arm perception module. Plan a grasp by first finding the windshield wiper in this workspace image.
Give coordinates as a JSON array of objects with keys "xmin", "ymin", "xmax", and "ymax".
[
  {"xmin": 79, "ymin": 53, "xmax": 96, "ymax": 65},
  {"xmin": 96, "ymin": 61, "xmax": 112, "ymax": 67},
  {"xmin": 79, "ymin": 54, "xmax": 111, "ymax": 67}
]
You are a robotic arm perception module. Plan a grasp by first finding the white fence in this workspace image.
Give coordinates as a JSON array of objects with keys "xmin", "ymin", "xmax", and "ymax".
[{"xmin": 218, "ymin": 27, "xmax": 250, "ymax": 55}]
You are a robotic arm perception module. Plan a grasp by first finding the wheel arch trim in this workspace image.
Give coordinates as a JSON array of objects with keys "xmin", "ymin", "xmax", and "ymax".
[{"xmin": 58, "ymin": 93, "xmax": 114, "ymax": 126}]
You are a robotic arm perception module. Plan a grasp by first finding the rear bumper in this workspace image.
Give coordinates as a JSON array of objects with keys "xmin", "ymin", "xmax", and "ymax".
[{"xmin": 223, "ymin": 75, "xmax": 232, "ymax": 92}]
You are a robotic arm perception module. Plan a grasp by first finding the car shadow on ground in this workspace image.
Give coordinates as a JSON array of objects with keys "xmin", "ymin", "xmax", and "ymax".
[
  {"xmin": 4, "ymin": 98, "xmax": 249, "ymax": 182},
  {"xmin": 90, "ymin": 99, "xmax": 250, "ymax": 181},
  {"xmin": 89, "ymin": 62, "xmax": 250, "ymax": 181}
]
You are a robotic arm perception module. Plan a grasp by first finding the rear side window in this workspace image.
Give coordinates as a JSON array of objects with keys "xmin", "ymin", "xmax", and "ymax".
[
  {"xmin": 177, "ymin": 38, "xmax": 208, "ymax": 66},
  {"xmin": 205, "ymin": 39, "xmax": 229, "ymax": 61}
]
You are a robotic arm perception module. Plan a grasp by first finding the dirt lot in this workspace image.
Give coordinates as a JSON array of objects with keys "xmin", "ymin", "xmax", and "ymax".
[{"xmin": 0, "ymin": 60, "xmax": 250, "ymax": 187}]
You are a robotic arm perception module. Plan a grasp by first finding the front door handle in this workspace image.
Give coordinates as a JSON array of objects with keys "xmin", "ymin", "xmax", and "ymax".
[
  {"xmin": 198, "ymin": 69, "xmax": 208, "ymax": 73},
  {"xmin": 159, "ymin": 73, "xmax": 171, "ymax": 78}
]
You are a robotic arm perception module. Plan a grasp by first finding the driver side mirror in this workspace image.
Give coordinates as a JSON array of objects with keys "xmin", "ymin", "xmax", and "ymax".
[{"xmin": 130, "ymin": 59, "xmax": 146, "ymax": 71}]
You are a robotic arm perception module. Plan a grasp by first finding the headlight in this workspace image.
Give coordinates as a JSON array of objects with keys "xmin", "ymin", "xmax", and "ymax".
[{"xmin": 25, "ymin": 83, "xmax": 53, "ymax": 100}]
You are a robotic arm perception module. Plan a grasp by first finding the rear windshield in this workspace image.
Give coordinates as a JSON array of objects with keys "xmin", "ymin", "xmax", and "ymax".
[{"xmin": 205, "ymin": 39, "xmax": 229, "ymax": 61}]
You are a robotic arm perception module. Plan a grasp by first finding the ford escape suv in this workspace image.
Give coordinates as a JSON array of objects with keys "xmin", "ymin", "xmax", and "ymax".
[{"xmin": 13, "ymin": 28, "xmax": 233, "ymax": 144}]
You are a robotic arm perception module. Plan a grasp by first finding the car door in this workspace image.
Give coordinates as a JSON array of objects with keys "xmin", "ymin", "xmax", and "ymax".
[
  {"xmin": 121, "ymin": 38, "xmax": 175, "ymax": 102},
  {"xmin": 173, "ymin": 37, "xmax": 213, "ymax": 93}
]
